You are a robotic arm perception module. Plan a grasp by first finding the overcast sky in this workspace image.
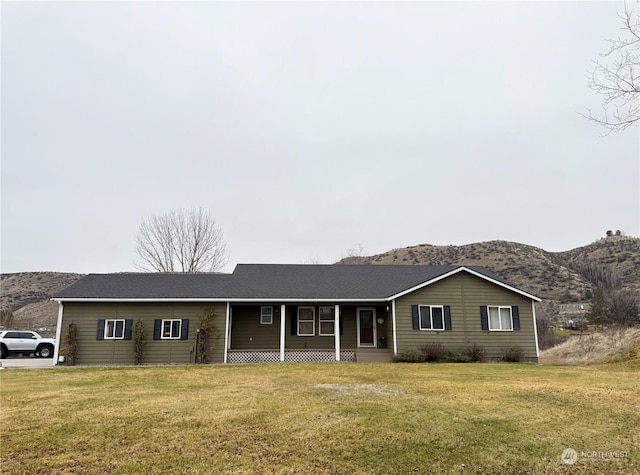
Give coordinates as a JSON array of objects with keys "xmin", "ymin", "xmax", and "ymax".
[{"xmin": 1, "ymin": 1, "xmax": 638, "ymax": 274}]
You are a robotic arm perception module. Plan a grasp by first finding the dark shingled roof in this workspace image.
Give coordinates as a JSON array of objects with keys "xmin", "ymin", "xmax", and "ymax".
[
  {"xmin": 230, "ymin": 264, "xmax": 502, "ymax": 299},
  {"xmin": 53, "ymin": 264, "xmax": 535, "ymax": 301}
]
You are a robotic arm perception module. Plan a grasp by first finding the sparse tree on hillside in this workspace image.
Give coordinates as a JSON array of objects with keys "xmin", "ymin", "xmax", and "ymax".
[
  {"xmin": 0, "ymin": 308, "xmax": 14, "ymax": 328},
  {"xmin": 584, "ymin": 2, "xmax": 640, "ymax": 133},
  {"xmin": 134, "ymin": 207, "xmax": 229, "ymax": 273},
  {"xmin": 339, "ymin": 244, "xmax": 367, "ymax": 264},
  {"xmin": 586, "ymin": 288, "xmax": 609, "ymax": 327},
  {"xmin": 607, "ymin": 289, "xmax": 639, "ymax": 325},
  {"xmin": 305, "ymin": 255, "xmax": 323, "ymax": 264}
]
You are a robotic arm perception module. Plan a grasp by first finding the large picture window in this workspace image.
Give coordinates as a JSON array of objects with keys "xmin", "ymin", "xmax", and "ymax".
[
  {"xmin": 105, "ymin": 319, "xmax": 125, "ymax": 339},
  {"xmin": 162, "ymin": 319, "xmax": 182, "ymax": 339},
  {"xmin": 297, "ymin": 307, "xmax": 315, "ymax": 336},
  {"xmin": 318, "ymin": 306, "xmax": 335, "ymax": 336},
  {"xmin": 488, "ymin": 306, "xmax": 513, "ymax": 331}
]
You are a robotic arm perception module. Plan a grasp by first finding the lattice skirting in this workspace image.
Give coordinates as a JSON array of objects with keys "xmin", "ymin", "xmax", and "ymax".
[{"xmin": 227, "ymin": 350, "xmax": 356, "ymax": 364}]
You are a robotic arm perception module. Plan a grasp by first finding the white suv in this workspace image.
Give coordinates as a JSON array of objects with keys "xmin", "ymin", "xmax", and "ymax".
[{"xmin": 0, "ymin": 331, "xmax": 56, "ymax": 358}]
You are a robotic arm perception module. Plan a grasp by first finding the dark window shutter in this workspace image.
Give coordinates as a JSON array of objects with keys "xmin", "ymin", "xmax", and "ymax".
[
  {"xmin": 339, "ymin": 313, "xmax": 343, "ymax": 335},
  {"xmin": 153, "ymin": 319, "xmax": 161, "ymax": 340},
  {"xmin": 480, "ymin": 306, "xmax": 489, "ymax": 331},
  {"xmin": 291, "ymin": 307, "xmax": 297, "ymax": 335},
  {"xmin": 512, "ymin": 306, "xmax": 520, "ymax": 331},
  {"xmin": 97, "ymin": 319, "xmax": 105, "ymax": 340},
  {"xmin": 181, "ymin": 319, "xmax": 189, "ymax": 340},
  {"xmin": 124, "ymin": 319, "xmax": 133, "ymax": 340},
  {"xmin": 444, "ymin": 306, "xmax": 452, "ymax": 331},
  {"xmin": 411, "ymin": 305, "xmax": 419, "ymax": 330}
]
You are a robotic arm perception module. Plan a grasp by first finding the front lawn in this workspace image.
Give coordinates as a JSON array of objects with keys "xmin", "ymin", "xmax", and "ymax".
[{"xmin": 1, "ymin": 362, "xmax": 638, "ymax": 474}]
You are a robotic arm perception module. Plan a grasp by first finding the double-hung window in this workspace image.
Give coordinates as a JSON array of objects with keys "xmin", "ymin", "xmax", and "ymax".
[
  {"xmin": 162, "ymin": 319, "xmax": 182, "ymax": 339},
  {"xmin": 419, "ymin": 305, "xmax": 445, "ymax": 331},
  {"xmin": 318, "ymin": 306, "xmax": 335, "ymax": 336},
  {"xmin": 105, "ymin": 319, "xmax": 125, "ymax": 339},
  {"xmin": 297, "ymin": 307, "xmax": 315, "ymax": 336},
  {"xmin": 488, "ymin": 306, "xmax": 513, "ymax": 331},
  {"xmin": 260, "ymin": 306, "xmax": 273, "ymax": 325}
]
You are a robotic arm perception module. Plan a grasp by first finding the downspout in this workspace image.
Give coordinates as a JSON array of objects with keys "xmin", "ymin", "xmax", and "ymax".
[
  {"xmin": 223, "ymin": 302, "xmax": 230, "ymax": 364},
  {"xmin": 52, "ymin": 301, "xmax": 64, "ymax": 366},
  {"xmin": 531, "ymin": 300, "xmax": 540, "ymax": 359},
  {"xmin": 391, "ymin": 299, "xmax": 398, "ymax": 356}
]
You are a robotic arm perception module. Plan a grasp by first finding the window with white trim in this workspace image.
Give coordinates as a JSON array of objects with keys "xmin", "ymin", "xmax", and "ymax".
[
  {"xmin": 297, "ymin": 307, "xmax": 315, "ymax": 336},
  {"xmin": 162, "ymin": 319, "xmax": 182, "ymax": 339},
  {"xmin": 419, "ymin": 306, "xmax": 444, "ymax": 331},
  {"xmin": 260, "ymin": 306, "xmax": 273, "ymax": 324},
  {"xmin": 105, "ymin": 319, "xmax": 125, "ymax": 339},
  {"xmin": 488, "ymin": 306, "xmax": 513, "ymax": 331},
  {"xmin": 318, "ymin": 306, "xmax": 335, "ymax": 336}
]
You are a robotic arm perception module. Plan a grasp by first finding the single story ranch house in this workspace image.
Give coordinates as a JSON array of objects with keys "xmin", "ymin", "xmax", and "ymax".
[{"xmin": 51, "ymin": 264, "xmax": 541, "ymax": 365}]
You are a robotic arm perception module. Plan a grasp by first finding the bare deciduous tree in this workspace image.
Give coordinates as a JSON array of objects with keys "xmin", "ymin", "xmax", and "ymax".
[
  {"xmin": 339, "ymin": 244, "xmax": 367, "ymax": 264},
  {"xmin": 584, "ymin": 2, "xmax": 640, "ymax": 133},
  {"xmin": 134, "ymin": 207, "xmax": 229, "ymax": 273}
]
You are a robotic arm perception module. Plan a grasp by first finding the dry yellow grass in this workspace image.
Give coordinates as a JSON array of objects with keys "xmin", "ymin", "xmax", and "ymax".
[
  {"xmin": 1, "ymin": 362, "xmax": 638, "ymax": 474},
  {"xmin": 540, "ymin": 326, "xmax": 640, "ymax": 366}
]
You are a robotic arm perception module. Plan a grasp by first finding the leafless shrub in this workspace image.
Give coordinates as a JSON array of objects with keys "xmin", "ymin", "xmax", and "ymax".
[
  {"xmin": 421, "ymin": 343, "xmax": 446, "ymax": 362},
  {"xmin": 578, "ymin": 333, "xmax": 598, "ymax": 354},
  {"xmin": 501, "ymin": 346, "xmax": 525, "ymax": 363},
  {"xmin": 467, "ymin": 344, "xmax": 487, "ymax": 362}
]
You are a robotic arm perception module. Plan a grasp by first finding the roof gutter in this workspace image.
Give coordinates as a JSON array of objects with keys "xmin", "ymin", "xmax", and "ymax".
[{"xmin": 51, "ymin": 297, "xmax": 388, "ymax": 303}]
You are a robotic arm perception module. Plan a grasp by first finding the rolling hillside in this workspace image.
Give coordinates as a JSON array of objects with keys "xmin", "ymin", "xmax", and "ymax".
[
  {"xmin": 0, "ymin": 272, "xmax": 84, "ymax": 336},
  {"xmin": 339, "ymin": 235, "xmax": 640, "ymax": 315},
  {"xmin": 1, "ymin": 235, "xmax": 638, "ymax": 334}
]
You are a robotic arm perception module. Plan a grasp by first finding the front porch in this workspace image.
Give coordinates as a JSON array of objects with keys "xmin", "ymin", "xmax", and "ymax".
[{"xmin": 224, "ymin": 303, "xmax": 394, "ymax": 363}]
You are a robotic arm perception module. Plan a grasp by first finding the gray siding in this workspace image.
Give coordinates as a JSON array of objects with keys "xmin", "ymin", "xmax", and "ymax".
[
  {"xmin": 394, "ymin": 273, "xmax": 538, "ymax": 361},
  {"xmin": 60, "ymin": 303, "xmax": 227, "ymax": 365}
]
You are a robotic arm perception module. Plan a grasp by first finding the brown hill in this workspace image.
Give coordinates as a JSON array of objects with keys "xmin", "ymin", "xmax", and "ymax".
[
  {"xmin": 340, "ymin": 240, "xmax": 593, "ymax": 302},
  {"xmin": 2, "ymin": 236, "xmax": 638, "ymax": 335},
  {"xmin": 0, "ymin": 272, "xmax": 84, "ymax": 336},
  {"xmin": 553, "ymin": 236, "xmax": 640, "ymax": 294},
  {"xmin": 339, "ymin": 236, "xmax": 640, "ymax": 309}
]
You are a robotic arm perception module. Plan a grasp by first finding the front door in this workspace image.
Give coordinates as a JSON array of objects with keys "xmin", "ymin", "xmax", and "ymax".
[{"xmin": 357, "ymin": 308, "xmax": 376, "ymax": 348}]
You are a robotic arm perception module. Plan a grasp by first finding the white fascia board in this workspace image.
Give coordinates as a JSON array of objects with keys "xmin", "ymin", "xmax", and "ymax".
[
  {"xmin": 386, "ymin": 266, "xmax": 541, "ymax": 302},
  {"xmin": 51, "ymin": 297, "xmax": 386, "ymax": 303}
]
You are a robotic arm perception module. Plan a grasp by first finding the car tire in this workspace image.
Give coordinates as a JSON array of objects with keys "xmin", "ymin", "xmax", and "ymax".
[
  {"xmin": 0, "ymin": 345, "xmax": 7, "ymax": 359},
  {"xmin": 38, "ymin": 345, "xmax": 53, "ymax": 358}
]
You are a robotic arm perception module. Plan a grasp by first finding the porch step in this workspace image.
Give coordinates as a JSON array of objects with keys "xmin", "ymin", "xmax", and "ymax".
[{"xmin": 355, "ymin": 349, "xmax": 393, "ymax": 363}]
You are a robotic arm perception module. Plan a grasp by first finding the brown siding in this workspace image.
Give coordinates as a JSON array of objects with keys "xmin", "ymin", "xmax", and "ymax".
[
  {"xmin": 228, "ymin": 304, "xmax": 361, "ymax": 351},
  {"xmin": 394, "ymin": 273, "xmax": 538, "ymax": 361},
  {"xmin": 230, "ymin": 305, "xmax": 281, "ymax": 349},
  {"xmin": 60, "ymin": 303, "xmax": 227, "ymax": 365}
]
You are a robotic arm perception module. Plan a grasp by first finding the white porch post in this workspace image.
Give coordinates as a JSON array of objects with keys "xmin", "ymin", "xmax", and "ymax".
[
  {"xmin": 334, "ymin": 304, "xmax": 340, "ymax": 361},
  {"xmin": 280, "ymin": 304, "xmax": 286, "ymax": 362},
  {"xmin": 52, "ymin": 301, "xmax": 64, "ymax": 366},
  {"xmin": 223, "ymin": 302, "xmax": 230, "ymax": 364},
  {"xmin": 391, "ymin": 299, "xmax": 398, "ymax": 356}
]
